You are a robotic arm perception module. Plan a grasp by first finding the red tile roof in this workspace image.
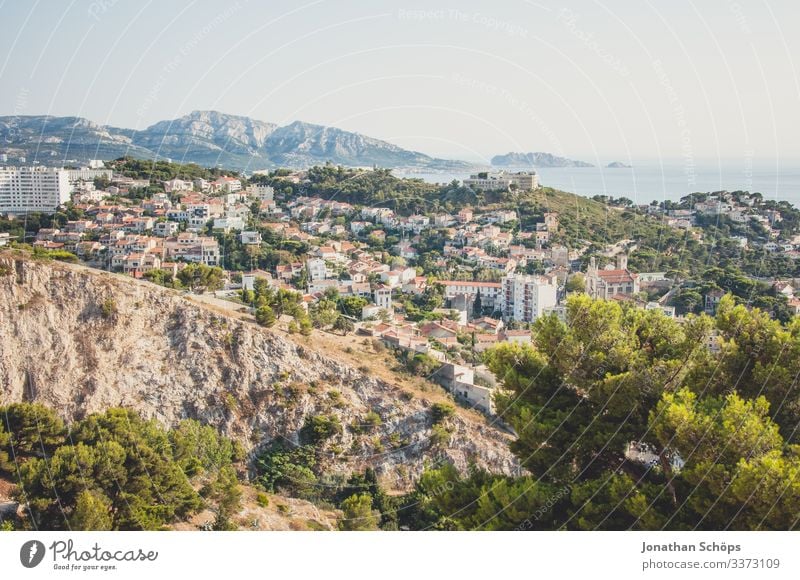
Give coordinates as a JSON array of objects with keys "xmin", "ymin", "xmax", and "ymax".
[{"xmin": 596, "ymin": 269, "xmax": 637, "ymax": 284}]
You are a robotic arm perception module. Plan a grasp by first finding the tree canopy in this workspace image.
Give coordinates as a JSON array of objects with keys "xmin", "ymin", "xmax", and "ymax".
[
  {"xmin": 0, "ymin": 404, "xmax": 242, "ymax": 530},
  {"xmin": 399, "ymin": 294, "xmax": 800, "ymax": 530}
]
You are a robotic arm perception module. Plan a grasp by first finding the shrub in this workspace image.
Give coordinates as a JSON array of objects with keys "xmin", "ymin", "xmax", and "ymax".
[
  {"xmin": 255, "ymin": 305, "xmax": 276, "ymax": 327},
  {"xmin": 223, "ymin": 393, "xmax": 238, "ymax": 413},
  {"xmin": 4, "ymin": 405, "xmax": 212, "ymax": 530},
  {"xmin": 254, "ymin": 441, "xmax": 317, "ymax": 497},
  {"xmin": 430, "ymin": 402, "xmax": 455, "ymax": 425},
  {"xmin": 99, "ymin": 297, "xmax": 118, "ymax": 319},
  {"xmin": 338, "ymin": 493, "xmax": 380, "ymax": 531},
  {"xmin": 430, "ymin": 424, "xmax": 452, "ymax": 447},
  {"xmin": 408, "ymin": 353, "xmax": 438, "ymax": 376},
  {"xmin": 300, "ymin": 414, "xmax": 343, "ymax": 445},
  {"xmin": 363, "ymin": 411, "xmax": 382, "ymax": 430}
]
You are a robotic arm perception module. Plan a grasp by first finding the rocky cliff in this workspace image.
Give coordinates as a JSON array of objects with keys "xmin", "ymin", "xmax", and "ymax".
[{"xmin": 0, "ymin": 254, "xmax": 518, "ymax": 489}]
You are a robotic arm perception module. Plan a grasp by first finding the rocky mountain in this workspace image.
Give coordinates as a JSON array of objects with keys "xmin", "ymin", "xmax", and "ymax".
[
  {"xmin": 0, "ymin": 253, "xmax": 518, "ymax": 490},
  {"xmin": 0, "ymin": 115, "xmax": 153, "ymax": 161},
  {"xmin": 606, "ymin": 161, "xmax": 632, "ymax": 168},
  {"xmin": 0, "ymin": 111, "xmax": 473, "ymax": 171},
  {"xmin": 264, "ymin": 120, "xmax": 433, "ymax": 168},
  {"xmin": 132, "ymin": 110, "xmax": 278, "ymax": 167},
  {"xmin": 491, "ymin": 151, "xmax": 594, "ymax": 168}
]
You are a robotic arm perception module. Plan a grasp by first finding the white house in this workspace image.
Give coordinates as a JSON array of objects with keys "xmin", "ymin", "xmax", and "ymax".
[
  {"xmin": 306, "ymin": 257, "xmax": 328, "ymax": 281},
  {"xmin": 240, "ymin": 231, "xmax": 262, "ymax": 245}
]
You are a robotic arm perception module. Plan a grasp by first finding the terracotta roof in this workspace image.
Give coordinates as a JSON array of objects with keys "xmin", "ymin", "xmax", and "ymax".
[{"xmin": 596, "ymin": 269, "xmax": 637, "ymax": 283}]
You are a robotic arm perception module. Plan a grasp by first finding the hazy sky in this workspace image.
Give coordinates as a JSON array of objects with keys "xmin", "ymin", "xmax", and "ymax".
[{"xmin": 1, "ymin": 0, "xmax": 798, "ymax": 165}]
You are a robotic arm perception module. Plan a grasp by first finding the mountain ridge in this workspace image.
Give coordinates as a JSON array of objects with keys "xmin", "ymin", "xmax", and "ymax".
[{"xmin": 0, "ymin": 110, "xmax": 475, "ymax": 171}]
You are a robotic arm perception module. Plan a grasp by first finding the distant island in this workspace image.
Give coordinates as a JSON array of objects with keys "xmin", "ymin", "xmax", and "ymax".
[
  {"xmin": 606, "ymin": 161, "xmax": 632, "ymax": 168},
  {"xmin": 491, "ymin": 151, "xmax": 594, "ymax": 168}
]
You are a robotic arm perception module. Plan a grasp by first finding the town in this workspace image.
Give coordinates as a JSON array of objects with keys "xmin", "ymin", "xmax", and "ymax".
[{"xmin": 2, "ymin": 161, "xmax": 798, "ymax": 415}]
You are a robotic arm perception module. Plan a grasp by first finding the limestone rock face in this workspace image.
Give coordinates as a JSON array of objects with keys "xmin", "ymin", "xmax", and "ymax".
[{"xmin": 0, "ymin": 256, "xmax": 519, "ymax": 489}]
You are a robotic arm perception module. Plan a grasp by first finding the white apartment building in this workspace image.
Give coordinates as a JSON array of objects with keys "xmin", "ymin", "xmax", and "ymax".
[
  {"xmin": 240, "ymin": 231, "xmax": 262, "ymax": 245},
  {"xmin": 66, "ymin": 167, "xmax": 114, "ymax": 183},
  {"xmin": 212, "ymin": 176, "xmax": 242, "ymax": 193},
  {"xmin": 164, "ymin": 232, "xmax": 220, "ymax": 266},
  {"xmin": 163, "ymin": 179, "xmax": 193, "ymax": 192},
  {"xmin": 501, "ymin": 273, "xmax": 558, "ymax": 323},
  {"xmin": 0, "ymin": 166, "xmax": 71, "ymax": 214},
  {"xmin": 306, "ymin": 257, "xmax": 328, "ymax": 281},
  {"xmin": 247, "ymin": 184, "xmax": 274, "ymax": 202},
  {"xmin": 463, "ymin": 171, "xmax": 539, "ymax": 192},
  {"xmin": 66, "ymin": 168, "xmax": 113, "ymax": 183},
  {"xmin": 440, "ymin": 280, "xmax": 503, "ymax": 309},
  {"xmin": 374, "ymin": 285, "xmax": 393, "ymax": 312}
]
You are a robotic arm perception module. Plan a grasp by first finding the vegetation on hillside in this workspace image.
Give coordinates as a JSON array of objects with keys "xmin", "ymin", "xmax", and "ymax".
[
  {"xmin": 392, "ymin": 294, "xmax": 800, "ymax": 530},
  {"xmin": 0, "ymin": 405, "xmax": 243, "ymax": 531},
  {"xmin": 106, "ymin": 156, "xmax": 239, "ymax": 183}
]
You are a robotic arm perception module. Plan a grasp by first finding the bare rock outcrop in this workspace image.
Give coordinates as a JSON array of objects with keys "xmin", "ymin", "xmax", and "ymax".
[{"xmin": 0, "ymin": 255, "xmax": 519, "ymax": 489}]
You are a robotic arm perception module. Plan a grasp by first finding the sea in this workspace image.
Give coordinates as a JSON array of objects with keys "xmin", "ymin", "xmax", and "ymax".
[{"xmin": 394, "ymin": 161, "xmax": 800, "ymax": 206}]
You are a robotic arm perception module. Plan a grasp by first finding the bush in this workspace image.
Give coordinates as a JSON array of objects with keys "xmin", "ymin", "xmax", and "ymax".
[
  {"xmin": 430, "ymin": 424, "xmax": 452, "ymax": 447},
  {"xmin": 300, "ymin": 414, "xmax": 343, "ymax": 445},
  {"xmin": 327, "ymin": 390, "xmax": 345, "ymax": 409},
  {"xmin": 255, "ymin": 305, "xmax": 276, "ymax": 327},
  {"xmin": 363, "ymin": 411, "xmax": 382, "ymax": 430},
  {"xmin": 408, "ymin": 353, "xmax": 438, "ymax": 377},
  {"xmin": 254, "ymin": 441, "xmax": 317, "ymax": 497},
  {"xmin": 338, "ymin": 493, "xmax": 380, "ymax": 531},
  {"xmin": 430, "ymin": 402, "xmax": 455, "ymax": 425},
  {"xmin": 99, "ymin": 297, "xmax": 118, "ymax": 319}
]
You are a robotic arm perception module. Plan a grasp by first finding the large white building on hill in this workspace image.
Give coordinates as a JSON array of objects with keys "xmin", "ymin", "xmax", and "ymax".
[
  {"xmin": 501, "ymin": 273, "xmax": 558, "ymax": 323},
  {"xmin": 0, "ymin": 166, "xmax": 71, "ymax": 214},
  {"xmin": 463, "ymin": 171, "xmax": 539, "ymax": 192}
]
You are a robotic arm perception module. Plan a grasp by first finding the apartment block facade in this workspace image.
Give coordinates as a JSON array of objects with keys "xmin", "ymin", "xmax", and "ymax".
[{"xmin": 0, "ymin": 166, "xmax": 71, "ymax": 214}]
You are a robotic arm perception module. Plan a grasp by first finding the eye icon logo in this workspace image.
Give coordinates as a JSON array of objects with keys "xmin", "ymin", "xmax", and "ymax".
[{"xmin": 20, "ymin": 540, "xmax": 46, "ymax": 568}]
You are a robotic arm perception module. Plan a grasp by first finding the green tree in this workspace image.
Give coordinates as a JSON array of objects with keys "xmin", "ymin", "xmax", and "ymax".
[
  {"xmin": 339, "ymin": 493, "xmax": 380, "ymax": 530},
  {"xmin": 255, "ymin": 305, "xmax": 276, "ymax": 327},
  {"xmin": 333, "ymin": 316, "xmax": 354, "ymax": 335},
  {"xmin": 11, "ymin": 406, "xmax": 209, "ymax": 530},
  {"xmin": 0, "ymin": 402, "xmax": 64, "ymax": 460},
  {"xmin": 204, "ymin": 466, "xmax": 242, "ymax": 531},
  {"xmin": 564, "ymin": 273, "xmax": 585, "ymax": 293},
  {"xmin": 70, "ymin": 490, "xmax": 113, "ymax": 531},
  {"xmin": 177, "ymin": 263, "xmax": 225, "ymax": 293}
]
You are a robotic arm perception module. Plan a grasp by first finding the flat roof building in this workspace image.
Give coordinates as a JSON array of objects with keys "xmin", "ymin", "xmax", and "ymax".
[{"xmin": 0, "ymin": 166, "xmax": 71, "ymax": 214}]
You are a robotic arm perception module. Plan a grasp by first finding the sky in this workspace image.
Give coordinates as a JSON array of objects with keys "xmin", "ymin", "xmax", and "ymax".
[{"xmin": 1, "ymin": 0, "xmax": 798, "ymax": 166}]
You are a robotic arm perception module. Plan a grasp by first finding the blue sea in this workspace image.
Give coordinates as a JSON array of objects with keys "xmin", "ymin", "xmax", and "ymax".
[{"xmin": 395, "ymin": 161, "xmax": 800, "ymax": 206}]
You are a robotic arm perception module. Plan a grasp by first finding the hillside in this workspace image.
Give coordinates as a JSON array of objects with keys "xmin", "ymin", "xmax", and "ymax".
[
  {"xmin": 524, "ymin": 186, "xmax": 664, "ymax": 247},
  {"xmin": 0, "ymin": 252, "xmax": 518, "ymax": 491},
  {"xmin": 0, "ymin": 111, "xmax": 475, "ymax": 171}
]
